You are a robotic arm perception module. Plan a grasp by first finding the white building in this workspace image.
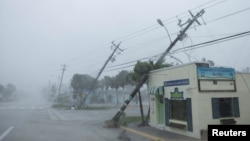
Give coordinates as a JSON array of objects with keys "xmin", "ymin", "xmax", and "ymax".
[{"xmin": 148, "ymin": 62, "xmax": 250, "ymax": 139}]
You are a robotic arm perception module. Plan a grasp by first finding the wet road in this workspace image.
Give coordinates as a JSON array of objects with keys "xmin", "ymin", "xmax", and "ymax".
[{"xmin": 0, "ymin": 100, "xmax": 149, "ymax": 141}]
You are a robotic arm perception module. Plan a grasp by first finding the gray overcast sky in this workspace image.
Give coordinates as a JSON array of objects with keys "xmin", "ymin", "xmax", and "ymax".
[{"xmin": 0, "ymin": 0, "xmax": 250, "ymax": 94}]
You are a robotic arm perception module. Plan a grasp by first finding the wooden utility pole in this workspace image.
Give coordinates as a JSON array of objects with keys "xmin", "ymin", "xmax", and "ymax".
[
  {"xmin": 111, "ymin": 9, "xmax": 205, "ymax": 123},
  {"xmin": 91, "ymin": 41, "xmax": 122, "ymax": 89},
  {"xmin": 81, "ymin": 41, "xmax": 122, "ymax": 107},
  {"xmin": 58, "ymin": 64, "xmax": 66, "ymax": 96}
]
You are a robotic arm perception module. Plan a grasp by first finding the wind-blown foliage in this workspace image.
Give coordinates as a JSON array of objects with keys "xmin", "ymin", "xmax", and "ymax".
[
  {"xmin": 0, "ymin": 84, "xmax": 4, "ymax": 94},
  {"xmin": 71, "ymin": 74, "xmax": 95, "ymax": 91},
  {"xmin": 5, "ymin": 83, "xmax": 16, "ymax": 95},
  {"xmin": 0, "ymin": 83, "xmax": 17, "ymax": 101},
  {"xmin": 150, "ymin": 58, "xmax": 172, "ymax": 70},
  {"xmin": 133, "ymin": 61, "xmax": 153, "ymax": 83},
  {"xmin": 103, "ymin": 76, "xmax": 112, "ymax": 90},
  {"xmin": 115, "ymin": 70, "xmax": 130, "ymax": 90}
]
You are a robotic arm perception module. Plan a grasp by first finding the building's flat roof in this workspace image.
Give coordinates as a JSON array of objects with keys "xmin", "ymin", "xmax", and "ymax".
[{"xmin": 150, "ymin": 62, "xmax": 208, "ymax": 74}]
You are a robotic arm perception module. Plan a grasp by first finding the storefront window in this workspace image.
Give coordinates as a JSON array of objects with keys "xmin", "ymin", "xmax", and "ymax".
[
  {"xmin": 170, "ymin": 100, "xmax": 187, "ymax": 121},
  {"xmin": 219, "ymin": 98, "xmax": 233, "ymax": 117},
  {"xmin": 212, "ymin": 97, "xmax": 240, "ymax": 119}
]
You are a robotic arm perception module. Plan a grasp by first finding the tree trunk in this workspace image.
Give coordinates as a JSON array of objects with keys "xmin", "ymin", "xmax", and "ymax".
[
  {"xmin": 116, "ymin": 89, "xmax": 119, "ymax": 104},
  {"xmin": 138, "ymin": 90, "xmax": 145, "ymax": 123}
]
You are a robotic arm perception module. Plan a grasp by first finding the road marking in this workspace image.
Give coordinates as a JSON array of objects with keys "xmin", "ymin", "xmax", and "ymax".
[
  {"xmin": 52, "ymin": 110, "xmax": 67, "ymax": 121},
  {"xmin": 48, "ymin": 109, "xmax": 59, "ymax": 120},
  {"xmin": 0, "ymin": 126, "xmax": 14, "ymax": 141}
]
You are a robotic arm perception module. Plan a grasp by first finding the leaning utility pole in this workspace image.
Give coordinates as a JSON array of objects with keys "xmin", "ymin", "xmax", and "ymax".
[
  {"xmin": 91, "ymin": 41, "xmax": 122, "ymax": 89},
  {"xmin": 58, "ymin": 64, "xmax": 66, "ymax": 96},
  {"xmin": 81, "ymin": 41, "xmax": 122, "ymax": 106},
  {"xmin": 111, "ymin": 9, "xmax": 205, "ymax": 123}
]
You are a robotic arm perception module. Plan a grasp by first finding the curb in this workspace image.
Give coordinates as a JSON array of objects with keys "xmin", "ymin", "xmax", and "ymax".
[{"xmin": 120, "ymin": 126, "xmax": 165, "ymax": 141}]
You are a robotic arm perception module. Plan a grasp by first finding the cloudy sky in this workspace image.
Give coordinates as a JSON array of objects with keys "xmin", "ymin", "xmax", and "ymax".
[{"xmin": 1, "ymin": 0, "xmax": 250, "ymax": 93}]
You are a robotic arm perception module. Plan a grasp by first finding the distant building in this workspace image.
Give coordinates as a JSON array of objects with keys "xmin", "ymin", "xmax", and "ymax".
[{"xmin": 148, "ymin": 62, "xmax": 250, "ymax": 139}]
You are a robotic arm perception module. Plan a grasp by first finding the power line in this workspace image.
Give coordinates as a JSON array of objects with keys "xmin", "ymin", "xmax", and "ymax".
[
  {"xmin": 104, "ymin": 29, "xmax": 250, "ymax": 73},
  {"xmin": 111, "ymin": 0, "xmax": 227, "ymax": 43},
  {"xmin": 104, "ymin": 55, "xmax": 159, "ymax": 72},
  {"xmin": 181, "ymin": 7, "xmax": 250, "ymax": 37},
  {"xmin": 233, "ymin": 35, "xmax": 250, "ymax": 68},
  {"xmin": 92, "ymin": 41, "xmax": 122, "ymax": 88},
  {"xmin": 106, "ymin": 53, "xmax": 160, "ymax": 69},
  {"xmin": 118, "ymin": 5, "xmax": 250, "ymax": 55},
  {"xmin": 206, "ymin": 7, "xmax": 250, "ymax": 24},
  {"xmin": 70, "ymin": 2, "xmax": 250, "ymax": 76},
  {"xmin": 165, "ymin": 0, "xmax": 227, "ymax": 25},
  {"xmin": 104, "ymin": 30, "xmax": 250, "ymax": 72},
  {"xmin": 120, "ymin": 6, "xmax": 250, "ymax": 54},
  {"xmin": 66, "ymin": 0, "xmax": 238, "ymax": 71},
  {"xmin": 172, "ymin": 30, "xmax": 250, "ymax": 53},
  {"xmin": 172, "ymin": 7, "xmax": 250, "ymax": 37},
  {"xmin": 112, "ymin": 9, "xmax": 206, "ymax": 122},
  {"xmin": 104, "ymin": 64, "xmax": 135, "ymax": 72}
]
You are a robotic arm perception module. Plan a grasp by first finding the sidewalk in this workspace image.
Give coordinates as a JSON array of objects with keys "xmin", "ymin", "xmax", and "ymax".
[
  {"xmin": 83, "ymin": 103, "xmax": 208, "ymax": 141},
  {"xmin": 121, "ymin": 123, "xmax": 208, "ymax": 141},
  {"xmin": 52, "ymin": 103, "xmax": 207, "ymax": 141}
]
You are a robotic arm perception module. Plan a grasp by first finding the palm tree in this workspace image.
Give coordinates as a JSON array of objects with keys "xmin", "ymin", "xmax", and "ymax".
[{"xmin": 112, "ymin": 59, "xmax": 172, "ymax": 123}]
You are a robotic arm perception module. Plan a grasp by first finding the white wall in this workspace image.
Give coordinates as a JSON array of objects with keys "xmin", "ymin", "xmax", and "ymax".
[{"xmin": 149, "ymin": 63, "xmax": 250, "ymax": 139}]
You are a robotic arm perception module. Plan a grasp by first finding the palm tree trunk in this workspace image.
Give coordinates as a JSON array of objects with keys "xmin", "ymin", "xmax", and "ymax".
[
  {"xmin": 116, "ymin": 89, "xmax": 119, "ymax": 104},
  {"xmin": 138, "ymin": 90, "xmax": 145, "ymax": 123}
]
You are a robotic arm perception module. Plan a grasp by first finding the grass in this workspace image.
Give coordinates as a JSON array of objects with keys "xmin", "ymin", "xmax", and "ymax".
[
  {"xmin": 77, "ymin": 106, "xmax": 109, "ymax": 110},
  {"xmin": 103, "ymin": 116, "xmax": 142, "ymax": 128},
  {"xmin": 118, "ymin": 116, "xmax": 142, "ymax": 126},
  {"xmin": 51, "ymin": 103, "xmax": 110, "ymax": 110},
  {"xmin": 124, "ymin": 116, "xmax": 142, "ymax": 124},
  {"xmin": 51, "ymin": 103, "xmax": 70, "ymax": 109}
]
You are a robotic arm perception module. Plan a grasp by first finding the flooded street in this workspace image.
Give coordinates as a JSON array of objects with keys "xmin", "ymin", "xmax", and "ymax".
[{"xmin": 0, "ymin": 97, "xmax": 150, "ymax": 141}]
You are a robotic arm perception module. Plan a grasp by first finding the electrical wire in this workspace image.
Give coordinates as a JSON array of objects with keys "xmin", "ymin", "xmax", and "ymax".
[
  {"xmin": 124, "ymin": 4, "xmax": 250, "ymax": 61},
  {"xmin": 169, "ymin": 0, "xmax": 227, "ymax": 25},
  {"xmin": 81, "ymin": 2, "xmax": 250, "ymax": 75},
  {"xmin": 65, "ymin": 0, "xmax": 233, "ymax": 70},
  {"xmin": 172, "ymin": 31, "xmax": 250, "ymax": 54},
  {"xmin": 238, "ymin": 73, "xmax": 250, "ymax": 93},
  {"xmin": 104, "ymin": 64, "xmax": 136, "ymax": 72},
  {"xmin": 233, "ymin": 34, "xmax": 250, "ymax": 68},
  {"xmin": 111, "ymin": 0, "xmax": 228, "ymax": 43},
  {"xmin": 206, "ymin": 7, "xmax": 250, "ymax": 24},
  {"xmin": 104, "ymin": 30, "xmax": 250, "ymax": 72},
  {"xmin": 119, "ymin": 6, "xmax": 250, "ymax": 57}
]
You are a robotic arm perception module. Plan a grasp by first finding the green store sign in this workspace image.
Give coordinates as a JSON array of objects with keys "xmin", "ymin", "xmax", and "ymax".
[{"xmin": 171, "ymin": 87, "xmax": 184, "ymax": 100}]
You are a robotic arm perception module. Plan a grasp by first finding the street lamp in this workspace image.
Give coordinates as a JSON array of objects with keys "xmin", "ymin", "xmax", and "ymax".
[{"xmin": 157, "ymin": 19, "xmax": 172, "ymax": 43}]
